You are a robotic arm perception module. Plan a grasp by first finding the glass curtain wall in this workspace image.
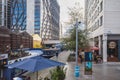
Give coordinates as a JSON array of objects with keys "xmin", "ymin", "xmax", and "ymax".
[
  {"xmin": 34, "ymin": 0, "xmax": 40, "ymax": 34},
  {"xmin": 10, "ymin": 0, "xmax": 26, "ymax": 31}
]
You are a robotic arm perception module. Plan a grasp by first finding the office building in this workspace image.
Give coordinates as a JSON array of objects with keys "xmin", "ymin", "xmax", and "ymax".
[
  {"xmin": 40, "ymin": 0, "xmax": 60, "ymax": 40},
  {"xmin": 9, "ymin": 0, "xmax": 27, "ymax": 31},
  {"xmin": 0, "ymin": 0, "xmax": 7, "ymax": 27},
  {"xmin": 27, "ymin": 0, "xmax": 60, "ymax": 40},
  {"xmin": 27, "ymin": 0, "xmax": 40, "ymax": 35},
  {"xmin": 85, "ymin": 0, "xmax": 120, "ymax": 62}
]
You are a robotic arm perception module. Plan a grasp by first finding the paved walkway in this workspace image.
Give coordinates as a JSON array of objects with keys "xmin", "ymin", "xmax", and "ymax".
[
  {"xmin": 55, "ymin": 51, "xmax": 120, "ymax": 80},
  {"xmin": 27, "ymin": 51, "xmax": 120, "ymax": 80}
]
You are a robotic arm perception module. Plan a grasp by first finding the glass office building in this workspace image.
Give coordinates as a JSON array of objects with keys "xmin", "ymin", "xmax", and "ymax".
[
  {"xmin": 34, "ymin": 0, "xmax": 40, "ymax": 34},
  {"xmin": 10, "ymin": 0, "xmax": 26, "ymax": 31}
]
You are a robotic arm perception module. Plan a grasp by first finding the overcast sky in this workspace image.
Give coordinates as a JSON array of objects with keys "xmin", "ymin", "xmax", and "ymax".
[{"xmin": 57, "ymin": 0, "xmax": 84, "ymax": 24}]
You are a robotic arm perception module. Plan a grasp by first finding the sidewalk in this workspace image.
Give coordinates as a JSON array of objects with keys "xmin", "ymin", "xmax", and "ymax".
[{"xmin": 56, "ymin": 51, "xmax": 120, "ymax": 80}]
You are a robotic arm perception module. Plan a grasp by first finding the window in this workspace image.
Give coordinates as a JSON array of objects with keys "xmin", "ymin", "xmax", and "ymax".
[
  {"xmin": 100, "ymin": 16, "xmax": 103, "ymax": 26},
  {"xmin": 97, "ymin": 20, "xmax": 99, "ymax": 27},
  {"xmin": 100, "ymin": 1, "xmax": 103, "ymax": 12}
]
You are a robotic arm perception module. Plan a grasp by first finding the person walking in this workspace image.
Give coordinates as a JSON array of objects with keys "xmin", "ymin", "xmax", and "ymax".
[
  {"xmin": 78, "ymin": 50, "xmax": 84, "ymax": 64},
  {"xmin": 81, "ymin": 49, "xmax": 85, "ymax": 62},
  {"xmin": 55, "ymin": 52, "xmax": 59, "ymax": 60}
]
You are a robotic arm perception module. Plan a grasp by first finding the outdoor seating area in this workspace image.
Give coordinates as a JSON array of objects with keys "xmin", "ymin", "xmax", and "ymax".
[
  {"xmin": 7, "ymin": 56, "xmax": 65, "ymax": 80},
  {"xmin": 9, "ymin": 50, "xmax": 30, "ymax": 60}
]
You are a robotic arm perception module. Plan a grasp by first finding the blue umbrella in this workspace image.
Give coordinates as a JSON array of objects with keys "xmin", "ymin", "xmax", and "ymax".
[{"xmin": 7, "ymin": 56, "xmax": 65, "ymax": 80}]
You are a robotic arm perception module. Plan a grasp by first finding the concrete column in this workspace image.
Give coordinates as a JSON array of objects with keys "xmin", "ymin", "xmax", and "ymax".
[
  {"xmin": 102, "ymin": 34, "xmax": 107, "ymax": 62},
  {"xmin": 98, "ymin": 36, "xmax": 101, "ymax": 55}
]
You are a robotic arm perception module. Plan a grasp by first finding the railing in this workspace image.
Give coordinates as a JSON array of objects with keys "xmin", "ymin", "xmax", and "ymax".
[
  {"xmin": 9, "ymin": 51, "xmax": 30, "ymax": 60},
  {"xmin": 42, "ymin": 48, "xmax": 59, "ymax": 58}
]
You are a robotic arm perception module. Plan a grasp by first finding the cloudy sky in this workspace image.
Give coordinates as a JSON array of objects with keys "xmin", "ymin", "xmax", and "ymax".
[
  {"xmin": 57, "ymin": 0, "xmax": 84, "ymax": 23},
  {"xmin": 57, "ymin": 0, "xmax": 84, "ymax": 34}
]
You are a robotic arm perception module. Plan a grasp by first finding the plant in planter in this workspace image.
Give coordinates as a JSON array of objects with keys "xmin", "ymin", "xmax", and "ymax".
[
  {"xmin": 67, "ymin": 53, "xmax": 76, "ymax": 62},
  {"xmin": 44, "ymin": 76, "xmax": 50, "ymax": 80},
  {"xmin": 50, "ymin": 66, "xmax": 65, "ymax": 80}
]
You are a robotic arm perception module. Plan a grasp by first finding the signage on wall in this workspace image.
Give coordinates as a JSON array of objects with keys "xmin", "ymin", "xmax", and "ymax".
[
  {"xmin": 0, "ymin": 54, "xmax": 8, "ymax": 60},
  {"xmin": 108, "ymin": 41, "xmax": 116, "ymax": 49}
]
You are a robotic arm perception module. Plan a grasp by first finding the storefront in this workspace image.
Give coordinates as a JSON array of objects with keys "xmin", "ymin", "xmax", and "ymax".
[
  {"xmin": 107, "ymin": 40, "xmax": 120, "ymax": 62},
  {"xmin": 92, "ymin": 34, "xmax": 120, "ymax": 62},
  {"xmin": 0, "ymin": 54, "xmax": 8, "ymax": 80}
]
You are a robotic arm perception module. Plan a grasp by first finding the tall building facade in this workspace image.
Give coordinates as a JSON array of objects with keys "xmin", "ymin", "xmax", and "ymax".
[
  {"xmin": 40, "ymin": 0, "xmax": 60, "ymax": 40},
  {"xmin": 34, "ymin": 0, "xmax": 41, "ymax": 34},
  {"xmin": 0, "ymin": 0, "xmax": 7, "ymax": 27},
  {"xmin": 27, "ymin": 0, "xmax": 60, "ymax": 40},
  {"xmin": 9, "ymin": 0, "xmax": 27, "ymax": 31},
  {"xmin": 85, "ymin": 0, "xmax": 120, "ymax": 62}
]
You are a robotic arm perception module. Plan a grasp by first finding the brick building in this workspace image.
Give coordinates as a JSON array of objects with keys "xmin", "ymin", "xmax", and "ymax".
[
  {"xmin": 0, "ymin": 27, "xmax": 33, "ymax": 53},
  {"xmin": 0, "ymin": 27, "xmax": 11, "ymax": 53}
]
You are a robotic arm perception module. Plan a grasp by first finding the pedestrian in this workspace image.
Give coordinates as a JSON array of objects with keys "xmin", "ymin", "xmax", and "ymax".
[
  {"xmin": 56, "ymin": 52, "xmax": 59, "ymax": 59},
  {"xmin": 93, "ymin": 52, "xmax": 97, "ymax": 63},
  {"xmin": 81, "ymin": 49, "xmax": 84, "ymax": 62},
  {"xmin": 78, "ymin": 51, "xmax": 83, "ymax": 64}
]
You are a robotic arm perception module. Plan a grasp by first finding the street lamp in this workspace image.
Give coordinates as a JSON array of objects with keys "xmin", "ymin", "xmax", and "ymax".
[{"xmin": 74, "ymin": 18, "xmax": 81, "ymax": 80}]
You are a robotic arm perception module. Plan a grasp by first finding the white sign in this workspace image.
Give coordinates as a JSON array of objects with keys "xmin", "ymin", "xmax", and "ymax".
[
  {"xmin": 109, "ymin": 41, "xmax": 116, "ymax": 49},
  {"xmin": 0, "ymin": 54, "xmax": 8, "ymax": 60},
  {"xmin": 13, "ymin": 77, "xmax": 23, "ymax": 80}
]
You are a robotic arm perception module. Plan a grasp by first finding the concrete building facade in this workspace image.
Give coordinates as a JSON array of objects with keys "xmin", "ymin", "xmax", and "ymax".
[
  {"xmin": 41, "ymin": 0, "xmax": 60, "ymax": 40},
  {"xmin": 27, "ymin": 0, "xmax": 60, "ymax": 40},
  {"xmin": 0, "ymin": 0, "xmax": 8, "ymax": 27},
  {"xmin": 85, "ymin": 0, "xmax": 120, "ymax": 62}
]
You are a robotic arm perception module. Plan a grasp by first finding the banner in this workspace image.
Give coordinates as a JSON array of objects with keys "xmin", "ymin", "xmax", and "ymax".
[{"xmin": 84, "ymin": 52, "xmax": 92, "ymax": 75}]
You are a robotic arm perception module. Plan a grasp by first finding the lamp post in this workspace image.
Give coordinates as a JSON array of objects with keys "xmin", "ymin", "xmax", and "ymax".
[
  {"xmin": 74, "ymin": 18, "xmax": 81, "ymax": 80},
  {"xmin": 75, "ymin": 19, "xmax": 79, "ymax": 67}
]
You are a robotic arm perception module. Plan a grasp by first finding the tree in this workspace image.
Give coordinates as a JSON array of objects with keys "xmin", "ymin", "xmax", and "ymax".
[
  {"xmin": 66, "ymin": 2, "xmax": 83, "ymax": 25},
  {"xmin": 62, "ymin": 27, "xmax": 89, "ymax": 51},
  {"xmin": 62, "ymin": 3, "xmax": 89, "ymax": 51}
]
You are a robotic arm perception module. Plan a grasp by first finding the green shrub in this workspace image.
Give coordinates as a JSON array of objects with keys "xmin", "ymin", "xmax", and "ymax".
[
  {"xmin": 50, "ymin": 66, "xmax": 65, "ymax": 80},
  {"xmin": 67, "ymin": 54, "xmax": 75, "ymax": 62}
]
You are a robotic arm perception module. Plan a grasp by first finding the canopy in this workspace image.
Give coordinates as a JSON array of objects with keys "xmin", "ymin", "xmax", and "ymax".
[
  {"xmin": 7, "ymin": 56, "xmax": 65, "ymax": 72},
  {"xmin": 91, "ymin": 46, "xmax": 99, "ymax": 50},
  {"xmin": 32, "ymin": 34, "xmax": 42, "ymax": 48}
]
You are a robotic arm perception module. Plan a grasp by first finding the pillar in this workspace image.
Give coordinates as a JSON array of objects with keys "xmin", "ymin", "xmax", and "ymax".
[
  {"xmin": 98, "ymin": 36, "xmax": 101, "ymax": 55},
  {"xmin": 102, "ymin": 34, "xmax": 107, "ymax": 62}
]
